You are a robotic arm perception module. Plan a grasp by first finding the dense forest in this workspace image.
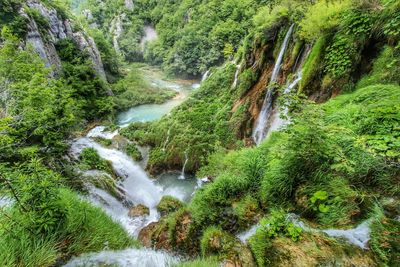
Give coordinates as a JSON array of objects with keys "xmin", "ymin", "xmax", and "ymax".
[{"xmin": 0, "ymin": 0, "xmax": 399, "ymax": 266}]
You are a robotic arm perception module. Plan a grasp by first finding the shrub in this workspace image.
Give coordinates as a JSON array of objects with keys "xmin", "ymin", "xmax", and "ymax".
[
  {"xmin": 125, "ymin": 143, "xmax": 143, "ymax": 161},
  {"xmin": 79, "ymin": 148, "xmax": 112, "ymax": 172}
]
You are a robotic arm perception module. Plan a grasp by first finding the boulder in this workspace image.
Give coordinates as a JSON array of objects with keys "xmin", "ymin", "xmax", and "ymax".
[
  {"xmin": 157, "ymin": 196, "xmax": 184, "ymax": 216},
  {"xmin": 128, "ymin": 204, "xmax": 149, "ymax": 217}
]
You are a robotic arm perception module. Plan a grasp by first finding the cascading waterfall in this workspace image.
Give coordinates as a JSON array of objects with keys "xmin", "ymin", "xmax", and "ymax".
[
  {"xmin": 162, "ymin": 128, "xmax": 171, "ymax": 151},
  {"xmin": 66, "ymin": 126, "xmax": 199, "ymax": 266},
  {"xmin": 252, "ymin": 24, "xmax": 295, "ymax": 145},
  {"xmin": 268, "ymin": 72, "xmax": 302, "ymax": 133},
  {"xmin": 202, "ymin": 70, "xmax": 210, "ymax": 82},
  {"xmin": 70, "ymin": 136, "xmax": 162, "ymax": 235},
  {"xmin": 179, "ymin": 152, "xmax": 189, "ymax": 180},
  {"xmin": 64, "ymin": 248, "xmax": 177, "ymax": 267},
  {"xmin": 232, "ymin": 64, "xmax": 241, "ymax": 88}
]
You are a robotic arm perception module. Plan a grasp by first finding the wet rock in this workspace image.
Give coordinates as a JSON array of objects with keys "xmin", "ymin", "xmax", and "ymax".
[
  {"xmin": 157, "ymin": 196, "xmax": 184, "ymax": 216},
  {"xmin": 202, "ymin": 228, "xmax": 255, "ymax": 267},
  {"xmin": 128, "ymin": 204, "xmax": 149, "ymax": 217}
]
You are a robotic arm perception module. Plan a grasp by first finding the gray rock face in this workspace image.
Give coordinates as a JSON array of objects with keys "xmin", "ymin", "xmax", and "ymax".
[
  {"xmin": 22, "ymin": 0, "xmax": 107, "ymax": 80},
  {"xmin": 110, "ymin": 14, "xmax": 124, "ymax": 54},
  {"xmin": 23, "ymin": 12, "xmax": 61, "ymax": 74}
]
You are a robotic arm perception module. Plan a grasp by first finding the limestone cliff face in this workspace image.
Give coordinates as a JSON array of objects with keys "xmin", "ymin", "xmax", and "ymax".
[{"xmin": 21, "ymin": 0, "xmax": 107, "ymax": 80}]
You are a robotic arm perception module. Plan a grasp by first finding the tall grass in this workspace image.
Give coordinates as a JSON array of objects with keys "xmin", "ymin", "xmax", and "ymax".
[{"xmin": 0, "ymin": 188, "xmax": 137, "ymax": 267}]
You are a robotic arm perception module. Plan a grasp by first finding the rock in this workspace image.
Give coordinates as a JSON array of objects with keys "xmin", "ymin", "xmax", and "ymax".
[
  {"xmin": 128, "ymin": 204, "xmax": 149, "ymax": 217},
  {"xmin": 21, "ymin": 0, "xmax": 109, "ymax": 83},
  {"xmin": 157, "ymin": 196, "xmax": 184, "ymax": 216}
]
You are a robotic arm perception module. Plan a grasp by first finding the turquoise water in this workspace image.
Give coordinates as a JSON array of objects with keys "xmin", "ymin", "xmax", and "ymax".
[{"xmin": 117, "ymin": 67, "xmax": 199, "ymax": 126}]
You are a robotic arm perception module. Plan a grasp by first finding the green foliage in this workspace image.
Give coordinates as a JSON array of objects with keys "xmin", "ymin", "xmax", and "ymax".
[
  {"xmin": 0, "ymin": 160, "xmax": 65, "ymax": 235},
  {"xmin": 248, "ymin": 210, "xmax": 302, "ymax": 267},
  {"xmin": 113, "ymin": 65, "xmax": 176, "ymax": 111},
  {"xmin": 0, "ymin": 188, "xmax": 136, "ymax": 266},
  {"xmin": 125, "ymin": 143, "xmax": 143, "ymax": 161},
  {"xmin": 369, "ymin": 206, "xmax": 400, "ymax": 266},
  {"xmin": 324, "ymin": 35, "xmax": 357, "ymax": 78},
  {"xmin": 310, "ymin": 190, "xmax": 330, "ymax": 213},
  {"xmin": 299, "ymin": 36, "xmax": 326, "ymax": 92},
  {"xmin": 157, "ymin": 196, "xmax": 184, "ymax": 216},
  {"xmin": 0, "ymin": 0, "xmax": 27, "ymax": 38},
  {"xmin": 260, "ymin": 210, "xmax": 302, "ymax": 241},
  {"xmin": 79, "ymin": 148, "xmax": 112, "ymax": 172},
  {"xmin": 121, "ymin": 64, "xmax": 242, "ymax": 174},
  {"xmin": 299, "ymin": 0, "xmax": 352, "ymax": 41},
  {"xmin": 358, "ymin": 44, "xmax": 400, "ymax": 87},
  {"xmin": 56, "ymin": 38, "xmax": 114, "ymax": 120}
]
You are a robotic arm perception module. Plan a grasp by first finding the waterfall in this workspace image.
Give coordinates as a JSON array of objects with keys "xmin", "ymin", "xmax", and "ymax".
[
  {"xmin": 179, "ymin": 152, "xmax": 189, "ymax": 180},
  {"xmin": 252, "ymin": 24, "xmax": 295, "ymax": 145},
  {"xmin": 64, "ymin": 248, "xmax": 177, "ymax": 267},
  {"xmin": 162, "ymin": 129, "xmax": 171, "ymax": 151},
  {"xmin": 202, "ymin": 70, "xmax": 210, "ymax": 82},
  {"xmin": 232, "ymin": 64, "xmax": 241, "ymax": 88},
  {"xmin": 268, "ymin": 72, "xmax": 302, "ymax": 133}
]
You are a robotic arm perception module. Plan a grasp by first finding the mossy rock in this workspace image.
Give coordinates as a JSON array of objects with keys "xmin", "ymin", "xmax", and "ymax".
[
  {"xmin": 201, "ymin": 227, "xmax": 255, "ymax": 267},
  {"xmin": 128, "ymin": 204, "xmax": 149, "ymax": 217},
  {"xmin": 249, "ymin": 231, "xmax": 376, "ymax": 267},
  {"xmin": 157, "ymin": 196, "xmax": 184, "ymax": 216}
]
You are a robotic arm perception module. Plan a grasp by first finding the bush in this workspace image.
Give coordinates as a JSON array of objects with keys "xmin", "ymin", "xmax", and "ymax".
[
  {"xmin": 79, "ymin": 148, "xmax": 113, "ymax": 173},
  {"xmin": 0, "ymin": 188, "xmax": 136, "ymax": 266},
  {"xmin": 125, "ymin": 143, "xmax": 143, "ymax": 161}
]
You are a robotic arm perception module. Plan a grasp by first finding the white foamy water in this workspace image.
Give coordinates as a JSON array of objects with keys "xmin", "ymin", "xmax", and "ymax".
[
  {"xmin": 0, "ymin": 197, "xmax": 13, "ymax": 208},
  {"xmin": 237, "ymin": 224, "xmax": 260, "ymax": 242},
  {"xmin": 268, "ymin": 72, "xmax": 302, "ymax": 133},
  {"xmin": 252, "ymin": 24, "xmax": 295, "ymax": 145},
  {"xmin": 64, "ymin": 248, "xmax": 177, "ymax": 267},
  {"xmin": 87, "ymin": 126, "xmax": 118, "ymax": 139},
  {"xmin": 232, "ymin": 64, "xmax": 241, "ymax": 88},
  {"xmin": 322, "ymin": 221, "xmax": 371, "ymax": 249},
  {"xmin": 237, "ymin": 214, "xmax": 372, "ymax": 249},
  {"xmin": 140, "ymin": 26, "xmax": 158, "ymax": 50},
  {"xmin": 288, "ymin": 214, "xmax": 372, "ymax": 249}
]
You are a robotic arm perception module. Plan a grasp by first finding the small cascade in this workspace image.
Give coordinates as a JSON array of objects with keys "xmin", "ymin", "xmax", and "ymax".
[
  {"xmin": 232, "ymin": 64, "xmax": 241, "ymax": 88},
  {"xmin": 268, "ymin": 72, "xmax": 302, "ymax": 133},
  {"xmin": 179, "ymin": 152, "xmax": 189, "ymax": 180},
  {"xmin": 162, "ymin": 128, "xmax": 171, "ymax": 151},
  {"xmin": 252, "ymin": 24, "xmax": 295, "ymax": 145},
  {"xmin": 0, "ymin": 197, "xmax": 13, "ymax": 208},
  {"xmin": 202, "ymin": 70, "xmax": 210, "ymax": 82},
  {"xmin": 64, "ymin": 248, "xmax": 177, "ymax": 267},
  {"xmin": 237, "ymin": 223, "xmax": 260, "ymax": 242},
  {"xmin": 237, "ymin": 214, "xmax": 372, "ymax": 250},
  {"xmin": 140, "ymin": 26, "xmax": 158, "ymax": 51}
]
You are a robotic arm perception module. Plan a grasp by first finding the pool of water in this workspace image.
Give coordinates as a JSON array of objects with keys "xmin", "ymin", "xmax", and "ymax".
[{"xmin": 117, "ymin": 66, "xmax": 199, "ymax": 126}]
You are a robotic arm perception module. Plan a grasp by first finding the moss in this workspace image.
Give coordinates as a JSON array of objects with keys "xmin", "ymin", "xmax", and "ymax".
[
  {"xmin": 200, "ymin": 227, "xmax": 255, "ymax": 266},
  {"xmin": 299, "ymin": 36, "xmax": 326, "ymax": 93},
  {"xmin": 173, "ymin": 257, "xmax": 220, "ymax": 267},
  {"xmin": 157, "ymin": 196, "xmax": 184, "ymax": 217},
  {"xmin": 232, "ymin": 194, "xmax": 260, "ymax": 230},
  {"xmin": 93, "ymin": 137, "xmax": 113, "ymax": 147},
  {"xmin": 370, "ymin": 207, "xmax": 400, "ymax": 266},
  {"xmin": 125, "ymin": 143, "xmax": 143, "ymax": 161}
]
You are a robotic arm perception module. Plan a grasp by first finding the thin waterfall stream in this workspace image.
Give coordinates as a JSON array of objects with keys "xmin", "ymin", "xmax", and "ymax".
[{"xmin": 252, "ymin": 24, "xmax": 295, "ymax": 145}]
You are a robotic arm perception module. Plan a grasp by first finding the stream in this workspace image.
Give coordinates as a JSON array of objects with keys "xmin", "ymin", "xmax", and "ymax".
[{"xmin": 64, "ymin": 67, "xmax": 200, "ymax": 266}]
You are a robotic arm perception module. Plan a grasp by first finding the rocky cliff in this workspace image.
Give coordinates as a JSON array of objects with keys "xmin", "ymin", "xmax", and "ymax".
[{"xmin": 21, "ymin": 0, "xmax": 107, "ymax": 80}]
